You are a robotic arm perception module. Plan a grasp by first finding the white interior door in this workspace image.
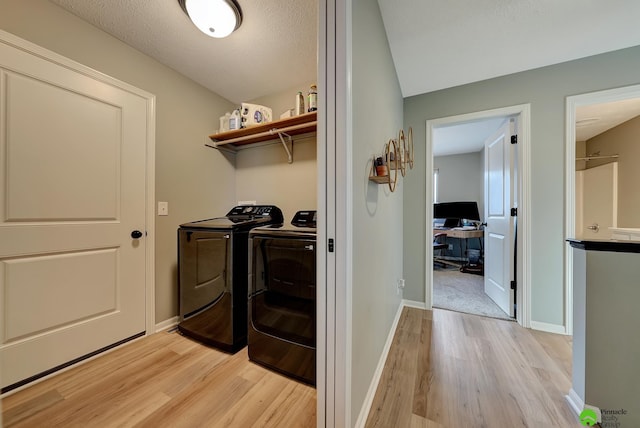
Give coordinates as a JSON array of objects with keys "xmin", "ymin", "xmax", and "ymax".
[
  {"xmin": 0, "ymin": 37, "xmax": 148, "ymax": 389},
  {"xmin": 484, "ymin": 120, "xmax": 515, "ymax": 317},
  {"xmin": 576, "ymin": 162, "xmax": 617, "ymax": 240}
]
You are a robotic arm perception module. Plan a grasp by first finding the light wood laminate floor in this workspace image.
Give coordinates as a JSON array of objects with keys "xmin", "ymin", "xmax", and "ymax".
[
  {"xmin": 3, "ymin": 308, "xmax": 581, "ymax": 427},
  {"xmin": 2, "ymin": 330, "xmax": 316, "ymax": 427},
  {"xmin": 365, "ymin": 307, "xmax": 581, "ymax": 427}
]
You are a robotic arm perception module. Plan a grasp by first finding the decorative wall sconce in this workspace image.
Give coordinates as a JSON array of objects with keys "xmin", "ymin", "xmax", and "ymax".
[{"xmin": 369, "ymin": 127, "xmax": 414, "ymax": 192}]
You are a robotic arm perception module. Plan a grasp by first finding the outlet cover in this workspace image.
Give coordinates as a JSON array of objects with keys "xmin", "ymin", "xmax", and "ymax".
[{"xmin": 158, "ymin": 201, "xmax": 169, "ymax": 216}]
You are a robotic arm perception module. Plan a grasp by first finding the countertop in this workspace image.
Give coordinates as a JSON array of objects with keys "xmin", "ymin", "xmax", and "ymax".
[{"xmin": 567, "ymin": 238, "xmax": 640, "ymax": 253}]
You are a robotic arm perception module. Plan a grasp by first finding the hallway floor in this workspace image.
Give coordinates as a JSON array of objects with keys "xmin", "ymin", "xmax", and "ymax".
[{"xmin": 365, "ymin": 307, "xmax": 580, "ymax": 427}]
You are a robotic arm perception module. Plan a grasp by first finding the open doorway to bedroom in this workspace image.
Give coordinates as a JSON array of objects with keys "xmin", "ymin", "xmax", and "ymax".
[
  {"xmin": 431, "ymin": 119, "xmax": 512, "ymax": 320},
  {"xmin": 426, "ymin": 104, "xmax": 531, "ymax": 325}
]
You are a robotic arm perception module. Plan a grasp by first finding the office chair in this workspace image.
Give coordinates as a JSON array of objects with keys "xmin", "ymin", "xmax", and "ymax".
[{"xmin": 433, "ymin": 233, "xmax": 448, "ymax": 267}]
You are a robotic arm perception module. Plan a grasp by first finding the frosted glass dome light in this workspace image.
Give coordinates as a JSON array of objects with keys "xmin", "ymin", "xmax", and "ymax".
[{"xmin": 178, "ymin": 0, "xmax": 242, "ymax": 39}]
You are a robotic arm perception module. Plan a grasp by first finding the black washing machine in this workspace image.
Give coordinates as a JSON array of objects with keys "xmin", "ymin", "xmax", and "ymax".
[
  {"xmin": 248, "ymin": 210, "xmax": 317, "ymax": 385},
  {"xmin": 178, "ymin": 205, "xmax": 283, "ymax": 353}
]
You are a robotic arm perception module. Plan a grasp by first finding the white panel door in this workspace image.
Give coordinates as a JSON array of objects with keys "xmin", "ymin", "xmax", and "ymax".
[
  {"xmin": 576, "ymin": 162, "xmax": 618, "ymax": 240},
  {"xmin": 0, "ymin": 38, "xmax": 147, "ymax": 389},
  {"xmin": 484, "ymin": 120, "xmax": 515, "ymax": 317}
]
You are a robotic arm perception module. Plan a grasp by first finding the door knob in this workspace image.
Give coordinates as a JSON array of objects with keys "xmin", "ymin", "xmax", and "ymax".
[{"xmin": 131, "ymin": 230, "xmax": 143, "ymax": 239}]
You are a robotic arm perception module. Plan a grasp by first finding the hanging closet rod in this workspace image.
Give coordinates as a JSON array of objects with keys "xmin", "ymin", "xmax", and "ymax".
[{"xmin": 576, "ymin": 154, "xmax": 619, "ymax": 161}]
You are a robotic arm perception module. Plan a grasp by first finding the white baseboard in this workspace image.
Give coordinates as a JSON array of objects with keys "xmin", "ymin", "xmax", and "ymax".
[
  {"xmin": 155, "ymin": 316, "xmax": 179, "ymax": 333},
  {"xmin": 402, "ymin": 299, "xmax": 427, "ymax": 310},
  {"xmin": 530, "ymin": 320, "xmax": 567, "ymax": 335},
  {"xmin": 566, "ymin": 390, "xmax": 602, "ymax": 424},
  {"xmin": 353, "ymin": 301, "xmax": 406, "ymax": 428},
  {"xmin": 565, "ymin": 388, "xmax": 584, "ymax": 417},
  {"xmin": 3, "ymin": 318, "xmax": 178, "ymax": 398},
  {"xmin": 1, "ymin": 331, "xmax": 150, "ymax": 397}
]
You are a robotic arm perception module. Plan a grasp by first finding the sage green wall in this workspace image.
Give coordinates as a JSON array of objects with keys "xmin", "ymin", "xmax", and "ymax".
[
  {"xmin": 351, "ymin": 0, "xmax": 404, "ymax": 424},
  {"xmin": 0, "ymin": 0, "xmax": 237, "ymax": 324},
  {"xmin": 403, "ymin": 45, "xmax": 640, "ymax": 326},
  {"xmin": 435, "ymin": 151, "xmax": 485, "ymax": 219},
  {"xmin": 586, "ymin": 115, "xmax": 640, "ymax": 228},
  {"xmin": 234, "ymin": 138, "xmax": 317, "ymax": 222}
]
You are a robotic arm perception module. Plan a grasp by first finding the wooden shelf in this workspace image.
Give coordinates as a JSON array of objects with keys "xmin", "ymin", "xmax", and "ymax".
[
  {"xmin": 369, "ymin": 175, "xmax": 390, "ymax": 184},
  {"xmin": 208, "ymin": 111, "xmax": 317, "ymax": 147},
  {"xmin": 369, "ymin": 139, "xmax": 399, "ymax": 192},
  {"xmin": 367, "ymin": 127, "xmax": 413, "ymax": 191}
]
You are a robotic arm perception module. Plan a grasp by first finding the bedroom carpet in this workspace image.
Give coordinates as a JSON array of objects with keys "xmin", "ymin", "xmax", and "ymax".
[{"xmin": 433, "ymin": 267, "xmax": 513, "ymax": 321}]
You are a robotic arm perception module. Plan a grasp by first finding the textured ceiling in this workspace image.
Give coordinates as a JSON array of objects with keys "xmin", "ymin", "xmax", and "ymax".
[
  {"xmin": 49, "ymin": 0, "xmax": 640, "ymax": 159},
  {"xmin": 378, "ymin": 0, "xmax": 640, "ymax": 98},
  {"xmin": 50, "ymin": 0, "xmax": 640, "ymax": 115},
  {"xmin": 51, "ymin": 0, "xmax": 318, "ymax": 104}
]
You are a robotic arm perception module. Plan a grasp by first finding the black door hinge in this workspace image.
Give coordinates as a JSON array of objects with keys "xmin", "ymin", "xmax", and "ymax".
[
  {"xmin": 511, "ymin": 135, "xmax": 518, "ymax": 144},
  {"xmin": 510, "ymin": 208, "xmax": 517, "ymax": 217},
  {"xmin": 328, "ymin": 238, "xmax": 334, "ymax": 252},
  {"xmin": 510, "ymin": 280, "xmax": 517, "ymax": 290}
]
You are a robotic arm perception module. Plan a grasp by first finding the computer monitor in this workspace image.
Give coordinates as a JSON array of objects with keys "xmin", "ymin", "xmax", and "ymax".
[{"xmin": 434, "ymin": 201, "xmax": 480, "ymax": 227}]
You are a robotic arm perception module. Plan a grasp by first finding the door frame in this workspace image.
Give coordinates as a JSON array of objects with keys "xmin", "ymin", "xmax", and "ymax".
[
  {"xmin": 425, "ymin": 104, "xmax": 531, "ymax": 328},
  {"xmin": 318, "ymin": 0, "xmax": 349, "ymax": 425},
  {"xmin": 564, "ymin": 83, "xmax": 640, "ymax": 336},
  {"xmin": 0, "ymin": 30, "xmax": 156, "ymax": 336}
]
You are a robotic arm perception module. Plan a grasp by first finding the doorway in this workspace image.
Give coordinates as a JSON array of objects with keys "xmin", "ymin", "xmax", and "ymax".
[
  {"xmin": 432, "ymin": 120, "xmax": 511, "ymax": 320},
  {"xmin": 425, "ymin": 104, "xmax": 531, "ymax": 327},
  {"xmin": 565, "ymin": 83, "xmax": 640, "ymax": 335}
]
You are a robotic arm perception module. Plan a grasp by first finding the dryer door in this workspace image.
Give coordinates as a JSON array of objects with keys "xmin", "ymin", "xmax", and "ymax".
[
  {"xmin": 250, "ymin": 236, "xmax": 316, "ymax": 347},
  {"xmin": 178, "ymin": 229, "xmax": 231, "ymax": 318}
]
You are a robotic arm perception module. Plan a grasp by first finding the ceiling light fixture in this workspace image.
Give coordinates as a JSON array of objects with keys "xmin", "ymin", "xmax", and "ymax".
[{"xmin": 178, "ymin": 0, "xmax": 242, "ymax": 39}]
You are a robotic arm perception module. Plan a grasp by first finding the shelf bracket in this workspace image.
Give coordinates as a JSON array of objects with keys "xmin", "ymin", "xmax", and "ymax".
[
  {"xmin": 272, "ymin": 129, "xmax": 294, "ymax": 163},
  {"xmin": 205, "ymin": 142, "xmax": 237, "ymax": 155}
]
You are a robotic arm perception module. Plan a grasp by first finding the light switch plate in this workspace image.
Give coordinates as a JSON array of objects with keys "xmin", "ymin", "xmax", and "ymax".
[{"xmin": 158, "ymin": 201, "xmax": 169, "ymax": 216}]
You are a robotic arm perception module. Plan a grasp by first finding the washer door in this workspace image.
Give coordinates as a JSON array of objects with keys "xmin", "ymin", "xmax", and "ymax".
[
  {"xmin": 179, "ymin": 229, "xmax": 231, "ymax": 318},
  {"xmin": 250, "ymin": 236, "xmax": 316, "ymax": 347}
]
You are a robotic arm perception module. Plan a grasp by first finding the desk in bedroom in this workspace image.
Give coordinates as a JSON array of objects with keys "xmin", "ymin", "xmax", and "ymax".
[{"xmin": 433, "ymin": 228, "xmax": 484, "ymax": 267}]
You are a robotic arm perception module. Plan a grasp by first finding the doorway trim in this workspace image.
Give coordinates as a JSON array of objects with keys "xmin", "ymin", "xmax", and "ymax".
[
  {"xmin": 425, "ymin": 104, "xmax": 531, "ymax": 327},
  {"xmin": 564, "ymin": 83, "xmax": 640, "ymax": 336},
  {"xmin": 318, "ymin": 0, "xmax": 350, "ymax": 426}
]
